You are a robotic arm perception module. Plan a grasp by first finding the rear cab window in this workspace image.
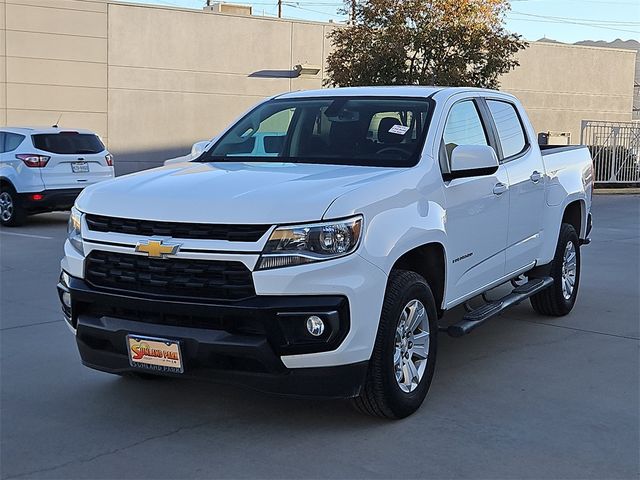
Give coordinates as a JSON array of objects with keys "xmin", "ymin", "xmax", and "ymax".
[
  {"xmin": 32, "ymin": 132, "xmax": 105, "ymax": 155},
  {"xmin": 486, "ymin": 100, "xmax": 528, "ymax": 160}
]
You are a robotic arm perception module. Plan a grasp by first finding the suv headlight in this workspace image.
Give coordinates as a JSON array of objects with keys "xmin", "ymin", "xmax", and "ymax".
[
  {"xmin": 67, "ymin": 206, "xmax": 84, "ymax": 254},
  {"xmin": 256, "ymin": 216, "xmax": 363, "ymax": 270}
]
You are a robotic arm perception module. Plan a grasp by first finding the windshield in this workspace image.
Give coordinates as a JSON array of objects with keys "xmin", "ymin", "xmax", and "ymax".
[{"xmin": 200, "ymin": 96, "xmax": 432, "ymax": 167}]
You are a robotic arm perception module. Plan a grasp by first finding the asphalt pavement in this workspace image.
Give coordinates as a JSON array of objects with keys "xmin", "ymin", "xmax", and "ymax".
[{"xmin": 1, "ymin": 195, "xmax": 638, "ymax": 479}]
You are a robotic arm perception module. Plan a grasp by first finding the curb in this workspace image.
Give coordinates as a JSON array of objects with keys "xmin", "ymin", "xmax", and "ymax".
[{"xmin": 594, "ymin": 188, "xmax": 640, "ymax": 195}]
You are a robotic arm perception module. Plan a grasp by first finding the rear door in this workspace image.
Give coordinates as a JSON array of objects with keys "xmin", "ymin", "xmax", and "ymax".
[
  {"xmin": 31, "ymin": 131, "xmax": 113, "ymax": 190},
  {"xmin": 483, "ymin": 98, "xmax": 546, "ymax": 274},
  {"xmin": 439, "ymin": 98, "xmax": 510, "ymax": 305}
]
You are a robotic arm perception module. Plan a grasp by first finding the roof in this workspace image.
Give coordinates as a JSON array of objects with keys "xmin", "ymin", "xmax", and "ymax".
[
  {"xmin": 277, "ymin": 86, "xmax": 511, "ymax": 100},
  {"xmin": 278, "ymin": 86, "xmax": 443, "ymax": 99},
  {"xmin": 0, "ymin": 126, "xmax": 99, "ymax": 135}
]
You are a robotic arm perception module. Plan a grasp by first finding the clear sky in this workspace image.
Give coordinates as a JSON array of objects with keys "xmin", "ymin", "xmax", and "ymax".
[{"xmin": 127, "ymin": 0, "xmax": 639, "ymax": 44}]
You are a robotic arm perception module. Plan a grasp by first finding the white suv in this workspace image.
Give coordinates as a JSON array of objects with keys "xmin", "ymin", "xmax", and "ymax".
[{"xmin": 0, "ymin": 127, "xmax": 115, "ymax": 226}]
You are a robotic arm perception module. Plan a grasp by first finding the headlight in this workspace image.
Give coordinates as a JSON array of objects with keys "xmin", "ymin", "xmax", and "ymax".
[
  {"xmin": 67, "ymin": 206, "xmax": 83, "ymax": 254},
  {"xmin": 257, "ymin": 216, "xmax": 363, "ymax": 270}
]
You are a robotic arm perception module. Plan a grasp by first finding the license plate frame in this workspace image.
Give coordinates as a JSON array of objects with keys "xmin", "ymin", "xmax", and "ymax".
[
  {"xmin": 71, "ymin": 162, "xmax": 89, "ymax": 173},
  {"xmin": 126, "ymin": 334, "xmax": 184, "ymax": 374}
]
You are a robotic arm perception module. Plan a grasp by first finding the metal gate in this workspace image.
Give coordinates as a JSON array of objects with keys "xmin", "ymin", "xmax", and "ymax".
[{"xmin": 580, "ymin": 120, "xmax": 640, "ymax": 184}]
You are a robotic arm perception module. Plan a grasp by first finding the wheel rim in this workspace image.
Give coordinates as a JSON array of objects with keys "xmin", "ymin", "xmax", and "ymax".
[
  {"xmin": 0, "ymin": 192, "xmax": 13, "ymax": 222},
  {"xmin": 394, "ymin": 299, "xmax": 430, "ymax": 393},
  {"xmin": 561, "ymin": 241, "xmax": 577, "ymax": 300}
]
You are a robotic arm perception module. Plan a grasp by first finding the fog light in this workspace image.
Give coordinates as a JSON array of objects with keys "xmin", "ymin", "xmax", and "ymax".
[
  {"xmin": 61, "ymin": 291, "xmax": 71, "ymax": 309},
  {"xmin": 306, "ymin": 315, "xmax": 325, "ymax": 337}
]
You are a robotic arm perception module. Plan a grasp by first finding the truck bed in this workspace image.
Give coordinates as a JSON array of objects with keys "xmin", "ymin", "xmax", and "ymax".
[{"xmin": 539, "ymin": 145, "xmax": 588, "ymax": 156}]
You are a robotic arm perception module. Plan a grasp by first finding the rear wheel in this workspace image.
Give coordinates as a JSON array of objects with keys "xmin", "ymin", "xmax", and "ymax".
[
  {"xmin": 531, "ymin": 223, "xmax": 580, "ymax": 316},
  {"xmin": 0, "ymin": 185, "xmax": 26, "ymax": 227},
  {"xmin": 352, "ymin": 270, "xmax": 438, "ymax": 419}
]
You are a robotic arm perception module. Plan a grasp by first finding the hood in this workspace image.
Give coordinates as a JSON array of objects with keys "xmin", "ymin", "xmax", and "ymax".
[{"xmin": 76, "ymin": 161, "xmax": 402, "ymax": 224}]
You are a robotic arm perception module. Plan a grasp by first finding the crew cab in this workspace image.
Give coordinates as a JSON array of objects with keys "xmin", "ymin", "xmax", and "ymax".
[
  {"xmin": 0, "ymin": 127, "xmax": 114, "ymax": 226},
  {"xmin": 58, "ymin": 87, "xmax": 593, "ymax": 418}
]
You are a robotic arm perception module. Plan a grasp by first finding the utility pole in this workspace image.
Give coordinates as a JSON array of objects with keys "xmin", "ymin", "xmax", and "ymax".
[
  {"xmin": 278, "ymin": 0, "xmax": 282, "ymax": 18},
  {"xmin": 351, "ymin": 0, "xmax": 356, "ymax": 24}
]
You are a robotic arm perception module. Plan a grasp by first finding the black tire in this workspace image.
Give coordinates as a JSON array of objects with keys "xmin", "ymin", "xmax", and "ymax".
[
  {"xmin": 530, "ymin": 223, "xmax": 580, "ymax": 316},
  {"xmin": 352, "ymin": 270, "xmax": 438, "ymax": 419},
  {"xmin": 0, "ymin": 184, "xmax": 27, "ymax": 227}
]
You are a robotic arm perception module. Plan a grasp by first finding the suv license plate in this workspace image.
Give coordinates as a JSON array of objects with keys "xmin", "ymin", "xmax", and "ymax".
[
  {"xmin": 71, "ymin": 162, "xmax": 89, "ymax": 173},
  {"xmin": 127, "ymin": 335, "xmax": 183, "ymax": 374}
]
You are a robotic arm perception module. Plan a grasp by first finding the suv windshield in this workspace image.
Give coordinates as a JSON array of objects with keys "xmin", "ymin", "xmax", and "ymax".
[
  {"xmin": 200, "ymin": 97, "xmax": 432, "ymax": 167},
  {"xmin": 32, "ymin": 133, "xmax": 105, "ymax": 155}
]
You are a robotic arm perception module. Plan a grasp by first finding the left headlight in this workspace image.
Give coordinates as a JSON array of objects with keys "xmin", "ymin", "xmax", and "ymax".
[
  {"xmin": 256, "ymin": 216, "xmax": 363, "ymax": 270},
  {"xmin": 67, "ymin": 206, "xmax": 84, "ymax": 254}
]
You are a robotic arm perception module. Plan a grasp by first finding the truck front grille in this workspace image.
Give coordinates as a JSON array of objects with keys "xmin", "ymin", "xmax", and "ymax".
[
  {"xmin": 85, "ymin": 214, "xmax": 270, "ymax": 242},
  {"xmin": 84, "ymin": 251, "xmax": 255, "ymax": 301}
]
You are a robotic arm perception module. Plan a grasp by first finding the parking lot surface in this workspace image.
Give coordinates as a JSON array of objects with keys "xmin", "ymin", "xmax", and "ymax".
[{"xmin": 1, "ymin": 195, "xmax": 638, "ymax": 480}]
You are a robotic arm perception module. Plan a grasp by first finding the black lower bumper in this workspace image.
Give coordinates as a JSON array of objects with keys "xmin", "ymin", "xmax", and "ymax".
[
  {"xmin": 59, "ymin": 274, "xmax": 366, "ymax": 399},
  {"xmin": 21, "ymin": 188, "xmax": 83, "ymax": 212}
]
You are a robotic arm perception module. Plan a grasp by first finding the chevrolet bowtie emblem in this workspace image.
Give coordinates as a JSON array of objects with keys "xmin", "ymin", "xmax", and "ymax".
[{"xmin": 135, "ymin": 239, "xmax": 181, "ymax": 258}]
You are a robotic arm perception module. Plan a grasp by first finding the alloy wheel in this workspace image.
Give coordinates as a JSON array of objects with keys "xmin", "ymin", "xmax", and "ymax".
[
  {"xmin": 0, "ymin": 192, "xmax": 13, "ymax": 222},
  {"xmin": 394, "ymin": 299, "xmax": 430, "ymax": 393},
  {"xmin": 561, "ymin": 241, "xmax": 577, "ymax": 300}
]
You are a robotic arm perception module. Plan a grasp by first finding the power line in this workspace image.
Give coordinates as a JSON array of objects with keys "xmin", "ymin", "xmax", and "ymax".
[{"xmin": 510, "ymin": 10, "xmax": 640, "ymax": 34}]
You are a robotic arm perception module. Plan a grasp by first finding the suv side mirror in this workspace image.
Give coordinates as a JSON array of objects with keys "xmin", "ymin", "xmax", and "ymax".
[
  {"xmin": 191, "ymin": 140, "xmax": 211, "ymax": 158},
  {"xmin": 447, "ymin": 145, "xmax": 499, "ymax": 180}
]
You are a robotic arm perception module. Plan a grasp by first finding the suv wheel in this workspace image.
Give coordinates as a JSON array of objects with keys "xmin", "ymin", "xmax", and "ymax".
[
  {"xmin": 530, "ymin": 223, "xmax": 580, "ymax": 316},
  {"xmin": 353, "ymin": 270, "xmax": 438, "ymax": 419},
  {"xmin": 0, "ymin": 185, "xmax": 26, "ymax": 227}
]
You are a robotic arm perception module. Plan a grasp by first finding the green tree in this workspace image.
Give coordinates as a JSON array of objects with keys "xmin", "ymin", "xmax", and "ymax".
[{"xmin": 325, "ymin": 0, "xmax": 527, "ymax": 88}]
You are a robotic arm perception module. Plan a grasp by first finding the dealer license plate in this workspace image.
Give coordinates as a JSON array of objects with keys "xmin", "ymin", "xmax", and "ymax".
[
  {"xmin": 127, "ymin": 335, "xmax": 183, "ymax": 374},
  {"xmin": 71, "ymin": 162, "xmax": 89, "ymax": 173}
]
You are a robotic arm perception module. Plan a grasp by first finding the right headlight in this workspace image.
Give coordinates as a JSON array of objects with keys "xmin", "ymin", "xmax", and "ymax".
[
  {"xmin": 257, "ymin": 216, "xmax": 363, "ymax": 270},
  {"xmin": 67, "ymin": 206, "xmax": 84, "ymax": 254}
]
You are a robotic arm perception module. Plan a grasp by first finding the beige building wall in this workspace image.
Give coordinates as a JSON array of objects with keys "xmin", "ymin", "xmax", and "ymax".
[
  {"xmin": 1, "ymin": 0, "xmax": 636, "ymax": 174},
  {"xmin": 107, "ymin": 2, "xmax": 331, "ymax": 172},
  {"xmin": 2, "ymin": 0, "xmax": 108, "ymax": 142},
  {"xmin": 500, "ymin": 41, "xmax": 635, "ymax": 143},
  {"xmin": 1, "ymin": 0, "xmax": 6, "ymax": 127}
]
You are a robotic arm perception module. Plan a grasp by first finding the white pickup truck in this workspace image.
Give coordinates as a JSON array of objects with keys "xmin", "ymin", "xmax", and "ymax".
[{"xmin": 58, "ymin": 87, "xmax": 593, "ymax": 418}]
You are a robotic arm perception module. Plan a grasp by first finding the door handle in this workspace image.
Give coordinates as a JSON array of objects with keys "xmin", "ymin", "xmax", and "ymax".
[
  {"xmin": 493, "ymin": 182, "xmax": 508, "ymax": 195},
  {"xmin": 530, "ymin": 171, "xmax": 542, "ymax": 183}
]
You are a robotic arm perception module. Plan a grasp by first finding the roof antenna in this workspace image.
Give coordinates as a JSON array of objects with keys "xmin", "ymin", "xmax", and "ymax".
[{"xmin": 52, "ymin": 112, "xmax": 63, "ymax": 128}]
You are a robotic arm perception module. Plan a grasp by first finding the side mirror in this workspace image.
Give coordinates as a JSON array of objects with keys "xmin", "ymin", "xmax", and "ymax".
[
  {"xmin": 448, "ymin": 145, "xmax": 499, "ymax": 179},
  {"xmin": 191, "ymin": 140, "xmax": 210, "ymax": 158}
]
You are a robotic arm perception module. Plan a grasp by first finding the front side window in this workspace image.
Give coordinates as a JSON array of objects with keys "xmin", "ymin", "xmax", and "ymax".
[
  {"xmin": 201, "ymin": 97, "xmax": 432, "ymax": 167},
  {"xmin": 442, "ymin": 101, "xmax": 488, "ymax": 165},
  {"xmin": 487, "ymin": 100, "xmax": 527, "ymax": 159}
]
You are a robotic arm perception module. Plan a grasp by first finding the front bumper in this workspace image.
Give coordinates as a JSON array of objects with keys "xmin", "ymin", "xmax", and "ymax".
[
  {"xmin": 20, "ymin": 188, "xmax": 83, "ymax": 212},
  {"xmin": 58, "ymin": 274, "xmax": 368, "ymax": 398}
]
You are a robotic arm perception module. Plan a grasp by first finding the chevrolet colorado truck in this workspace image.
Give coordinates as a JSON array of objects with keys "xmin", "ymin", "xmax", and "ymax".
[{"xmin": 58, "ymin": 87, "xmax": 593, "ymax": 418}]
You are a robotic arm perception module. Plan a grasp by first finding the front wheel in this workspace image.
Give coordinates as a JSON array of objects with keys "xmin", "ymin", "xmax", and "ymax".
[
  {"xmin": 352, "ymin": 270, "xmax": 438, "ymax": 419},
  {"xmin": 530, "ymin": 223, "xmax": 581, "ymax": 316}
]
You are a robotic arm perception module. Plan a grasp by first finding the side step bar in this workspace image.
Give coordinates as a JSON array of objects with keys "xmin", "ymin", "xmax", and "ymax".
[{"xmin": 447, "ymin": 277, "xmax": 554, "ymax": 337}]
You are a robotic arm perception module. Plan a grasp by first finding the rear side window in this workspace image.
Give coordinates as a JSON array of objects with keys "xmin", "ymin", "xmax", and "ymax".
[
  {"xmin": 0, "ymin": 132, "xmax": 25, "ymax": 153},
  {"xmin": 32, "ymin": 133, "xmax": 104, "ymax": 155},
  {"xmin": 487, "ymin": 100, "xmax": 527, "ymax": 159}
]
